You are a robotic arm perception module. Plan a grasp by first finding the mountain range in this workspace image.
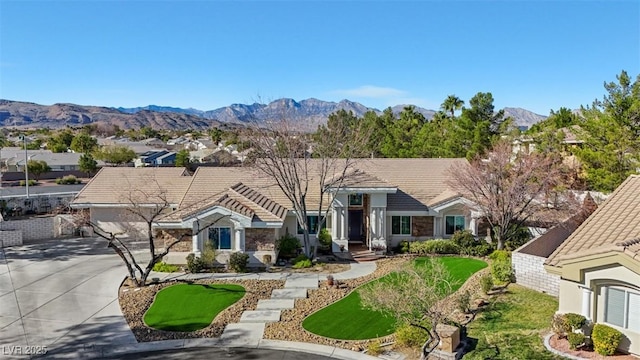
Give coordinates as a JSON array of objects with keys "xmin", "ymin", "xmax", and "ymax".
[{"xmin": 0, "ymin": 98, "xmax": 546, "ymax": 131}]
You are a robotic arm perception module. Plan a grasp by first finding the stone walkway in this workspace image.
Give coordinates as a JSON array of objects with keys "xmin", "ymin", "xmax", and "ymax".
[{"xmin": 148, "ymin": 262, "xmax": 377, "ymax": 347}]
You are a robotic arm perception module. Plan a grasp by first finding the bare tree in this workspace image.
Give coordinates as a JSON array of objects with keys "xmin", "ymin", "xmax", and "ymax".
[
  {"xmin": 447, "ymin": 139, "xmax": 577, "ymax": 250},
  {"xmin": 360, "ymin": 258, "xmax": 457, "ymax": 359},
  {"xmin": 245, "ymin": 110, "xmax": 371, "ymax": 257},
  {"xmin": 74, "ymin": 179, "xmax": 225, "ymax": 287}
]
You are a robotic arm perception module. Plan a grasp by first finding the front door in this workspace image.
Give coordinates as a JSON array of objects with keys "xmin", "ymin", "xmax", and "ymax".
[{"xmin": 348, "ymin": 210, "xmax": 363, "ymax": 241}]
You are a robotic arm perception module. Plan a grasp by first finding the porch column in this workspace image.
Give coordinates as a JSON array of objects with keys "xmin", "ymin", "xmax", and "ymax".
[
  {"xmin": 340, "ymin": 207, "xmax": 348, "ymax": 241},
  {"xmin": 580, "ymin": 285, "xmax": 593, "ymax": 320},
  {"xmin": 469, "ymin": 217, "xmax": 477, "ymax": 236},
  {"xmin": 369, "ymin": 206, "xmax": 377, "ymax": 242},
  {"xmin": 378, "ymin": 207, "xmax": 386, "ymax": 241},
  {"xmin": 331, "ymin": 207, "xmax": 341, "ymax": 241},
  {"xmin": 192, "ymin": 226, "xmax": 201, "ymax": 256},
  {"xmin": 235, "ymin": 228, "xmax": 244, "ymax": 251}
]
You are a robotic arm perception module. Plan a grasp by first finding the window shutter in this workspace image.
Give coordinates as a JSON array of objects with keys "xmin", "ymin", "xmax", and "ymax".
[
  {"xmin": 605, "ymin": 287, "xmax": 626, "ymax": 327},
  {"xmin": 627, "ymin": 292, "xmax": 640, "ymax": 332}
]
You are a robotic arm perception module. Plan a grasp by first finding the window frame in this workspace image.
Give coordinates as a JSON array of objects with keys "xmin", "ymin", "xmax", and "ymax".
[
  {"xmin": 603, "ymin": 285, "xmax": 640, "ymax": 332},
  {"xmin": 297, "ymin": 215, "xmax": 322, "ymax": 235},
  {"xmin": 208, "ymin": 226, "xmax": 232, "ymax": 250},
  {"xmin": 391, "ymin": 216, "xmax": 411, "ymax": 235},
  {"xmin": 349, "ymin": 193, "xmax": 363, "ymax": 206},
  {"xmin": 445, "ymin": 215, "xmax": 466, "ymax": 235}
]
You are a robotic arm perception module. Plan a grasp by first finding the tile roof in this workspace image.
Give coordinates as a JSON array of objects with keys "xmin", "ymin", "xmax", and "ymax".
[
  {"xmin": 76, "ymin": 158, "xmax": 466, "ymax": 221},
  {"xmin": 73, "ymin": 167, "xmax": 191, "ymax": 205},
  {"xmin": 545, "ymin": 175, "xmax": 640, "ymax": 267}
]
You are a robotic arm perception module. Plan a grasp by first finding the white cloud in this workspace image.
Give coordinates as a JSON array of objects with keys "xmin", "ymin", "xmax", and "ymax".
[{"xmin": 332, "ymin": 85, "xmax": 407, "ymax": 98}]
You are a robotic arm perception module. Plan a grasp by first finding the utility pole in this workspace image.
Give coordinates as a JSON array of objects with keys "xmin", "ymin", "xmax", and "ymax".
[{"xmin": 20, "ymin": 135, "xmax": 29, "ymax": 199}]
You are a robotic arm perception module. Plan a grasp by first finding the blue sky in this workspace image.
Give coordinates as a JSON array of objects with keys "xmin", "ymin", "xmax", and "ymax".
[{"xmin": 1, "ymin": 1, "xmax": 638, "ymax": 115}]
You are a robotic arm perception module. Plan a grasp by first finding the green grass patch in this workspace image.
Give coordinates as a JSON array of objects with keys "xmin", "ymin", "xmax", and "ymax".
[
  {"xmin": 464, "ymin": 284, "xmax": 562, "ymax": 360},
  {"xmin": 144, "ymin": 283, "xmax": 245, "ymax": 332},
  {"xmin": 302, "ymin": 257, "xmax": 487, "ymax": 340}
]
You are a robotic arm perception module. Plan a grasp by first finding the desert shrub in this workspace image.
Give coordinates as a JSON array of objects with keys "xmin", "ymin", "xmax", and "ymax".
[
  {"xmin": 200, "ymin": 243, "xmax": 217, "ymax": 268},
  {"xmin": 318, "ymin": 228, "xmax": 332, "ymax": 247},
  {"xmin": 451, "ymin": 230, "xmax": 476, "ymax": 249},
  {"xmin": 409, "ymin": 239, "xmax": 460, "ymax": 255},
  {"xmin": 489, "ymin": 250, "xmax": 513, "ymax": 284},
  {"xmin": 55, "ymin": 175, "xmax": 81, "ymax": 185},
  {"xmin": 228, "ymin": 252, "xmax": 250, "ymax": 272},
  {"xmin": 277, "ymin": 233, "xmax": 301, "ymax": 259},
  {"xmin": 395, "ymin": 240, "xmax": 410, "ymax": 254},
  {"xmin": 565, "ymin": 313, "xmax": 587, "ymax": 331},
  {"xmin": 19, "ymin": 180, "xmax": 37, "ymax": 186},
  {"xmin": 292, "ymin": 259, "xmax": 312, "ymax": 269},
  {"xmin": 468, "ymin": 243, "xmax": 495, "ymax": 257},
  {"xmin": 456, "ymin": 290, "xmax": 472, "ymax": 313},
  {"xmin": 567, "ymin": 333, "xmax": 586, "ymax": 350},
  {"xmin": 395, "ymin": 323, "xmax": 428, "ymax": 347},
  {"xmin": 480, "ymin": 274, "xmax": 494, "ymax": 294},
  {"xmin": 592, "ymin": 323, "xmax": 622, "ymax": 356},
  {"xmin": 551, "ymin": 314, "xmax": 572, "ymax": 338},
  {"xmin": 152, "ymin": 262, "xmax": 180, "ymax": 273},
  {"xmin": 366, "ymin": 340, "xmax": 383, "ymax": 356},
  {"xmin": 186, "ymin": 253, "xmax": 205, "ymax": 273},
  {"xmin": 293, "ymin": 254, "xmax": 309, "ymax": 264}
]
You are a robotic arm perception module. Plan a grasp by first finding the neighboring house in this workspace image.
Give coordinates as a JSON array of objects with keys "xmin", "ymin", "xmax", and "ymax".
[
  {"xmin": 3, "ymin": 149, "xmax": 104, "ymax": 172},
  {"xmin": 135, "ymin": 150, "xmax": 176, "ymax": 167},
  {"xmin": 71, "ymin": 159, "xmax": 476, "ymax": 266},
  {"xmin": 544, "ymin": 175, "xmax": 640, "ymax": 356}
]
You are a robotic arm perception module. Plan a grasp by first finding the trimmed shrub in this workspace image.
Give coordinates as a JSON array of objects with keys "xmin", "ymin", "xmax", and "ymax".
[
  {"xmin": 409, "ymin": 239, "xmax": 460, "ymax": 255},
  {"xmin": 55, "ymin": 175, "xmax": 81, "ymax": 185},
  {"xmin": 395, "ymin": 323, "xmax": 428, "ymax": 347},
  {"xmin": 451, "ymin": 230, "xmax": 476, "ymax": 249},
  {"xmin": 152, "ymin": 262, "xmax": 180, "ymax": 273},
  {"xmin": 395, "ymin": 240, "xmax": 410, "ymax": 254},
  {"xmin": 489, "ymin": 250, "xmax": 513, "ymax": 284},
  {"xmin": 292, "ymin": 259, "xmax": 312, "ymax": 269},
  {"xmin": 318, "ymin": 228, "xmax": 332, "ymax": 248},
  {"xmin": 293, "ymin": 254, "xmax": 309, "ymax": 264},
  {"xmin": 277, "ymin": 233, "xmax": 301, "ymax": 259},
  {"xmin": 468, "ymin": 243, "xmax": 495, "ymax": 257},
  {"xmin": 480, "ymin": 274, "xmax": 494, "ymax": 294},
  {"xmin": 592, "ymin": 323, "xmax": 622, "ymax": 356},
  {"xmin": 19, "ymin": 180, "xmax": 37, "ymax": 186},
  {"xmin": 565, "ymin": 313, "xmax": 587, "ymax": 331},
  {"xmin": 567, "ymin": 332, "xmax": 585, "ymax": 350},
  {"xmin": 228, "ymin": 252, "xmax": 250, "ymax": 272},
  {"xmin": 200, "ymin": 243, "xmax": 217, "ymax": 268},
  {"xmin": 186, "ymin": 253, "xmax": 205, "ymax": 273}
]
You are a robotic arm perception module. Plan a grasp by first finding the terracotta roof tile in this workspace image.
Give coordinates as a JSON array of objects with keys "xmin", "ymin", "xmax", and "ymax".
[
  {"xmin": 73, "ymin": 167, "xmax": 191, "ymax": 205},
  {"xmin": 546, "ymin": 175, "xmax": 640, "ymax": 267}
]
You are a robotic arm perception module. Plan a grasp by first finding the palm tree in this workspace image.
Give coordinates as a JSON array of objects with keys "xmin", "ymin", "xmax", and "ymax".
[{"xmin": 441, "ymin": 95, "xmax": 464, "ymax": 119}]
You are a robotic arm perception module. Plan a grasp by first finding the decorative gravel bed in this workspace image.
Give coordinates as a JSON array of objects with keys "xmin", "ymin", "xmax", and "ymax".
[{"xmin": 119, "ymin": 278, "xmax": 285, "ymax": 342}]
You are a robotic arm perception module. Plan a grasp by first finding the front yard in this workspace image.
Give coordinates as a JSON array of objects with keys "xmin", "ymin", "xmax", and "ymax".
[{"xmin": 464, "ymin": 284, "xmax": 563, "ymax": 360}]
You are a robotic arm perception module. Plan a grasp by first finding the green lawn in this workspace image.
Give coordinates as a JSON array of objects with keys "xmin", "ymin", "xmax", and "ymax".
[
  {"xmin": 464, "ymin": 284, "xmax": 563, "ymax": 360},
  {"xmin": 302, "ymin": 257, "xmax": 487, "ymax": 340},
  {"xmin": 144, "ymin": 283, "xmax": 245, "ymax": 332}
]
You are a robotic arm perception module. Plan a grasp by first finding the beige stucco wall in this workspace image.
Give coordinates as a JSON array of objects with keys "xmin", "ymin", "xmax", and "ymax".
[
  {"xmin": 91, "ymin": 207, "xmax": 149, "ymax": 240},
  {"xmin": 558, "ymin": 265, "xmax": 640, "ymax": 355}
]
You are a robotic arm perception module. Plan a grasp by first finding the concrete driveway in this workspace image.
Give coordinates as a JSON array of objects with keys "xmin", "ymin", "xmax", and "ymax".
[{"xmin": 0, "ymin": 237, "xmax": 137, "ymax": 358}]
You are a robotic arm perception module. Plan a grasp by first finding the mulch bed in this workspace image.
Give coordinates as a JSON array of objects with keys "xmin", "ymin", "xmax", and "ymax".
[{"xmin": 549, "ymin": 335, "xmax": 638, "ymax": 360}]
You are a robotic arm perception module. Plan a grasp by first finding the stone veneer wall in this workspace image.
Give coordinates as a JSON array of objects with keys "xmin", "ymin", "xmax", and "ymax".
[
  {"xmin": 0, "ymin": 217, "xmax": 55, "ymax": 241},
  {"xmin": 245, "ymin": 228, "xmax": 275, "ymax": 251},
  {"xmin": 512, "ymin": 251, "xmax": 559, "ymax": 296},
  {"xmin": 154, "ymin": 229, "xmax": 193, "ymax": 252},
  {"xmin": 412, "ymin": 216, "xmax": 434, "ymax": 237}
]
